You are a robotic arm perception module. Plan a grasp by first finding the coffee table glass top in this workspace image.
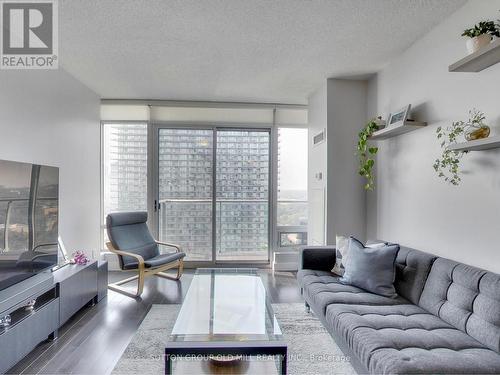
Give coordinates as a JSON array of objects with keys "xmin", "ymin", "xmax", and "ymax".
[{"xmin": 170, "ymin": 268, "xmax": 282, "ymax": 342}]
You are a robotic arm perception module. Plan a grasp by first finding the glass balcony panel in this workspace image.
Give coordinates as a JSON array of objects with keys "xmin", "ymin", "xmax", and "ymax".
[
  {"xmin": 216, "ymin": 130, "xmax": 270, "ymax": 261},
  {"xmin": 158, "ymin": 129, "xmax": 213, "ymax": 261}
]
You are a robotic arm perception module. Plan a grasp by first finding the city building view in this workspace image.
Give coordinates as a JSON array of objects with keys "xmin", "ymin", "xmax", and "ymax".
[{"xmin": 102, "ymin": 124, "xmax": 307, "ymax": 261}]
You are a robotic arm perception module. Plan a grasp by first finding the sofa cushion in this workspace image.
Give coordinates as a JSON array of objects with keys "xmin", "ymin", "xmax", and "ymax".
[
  {"xmin": 297, "ymin": 269, "xmax": 334, "ymax": 288},
  {"xmin": 419, "ymin": 258, "xmax": 500, "ymax": 352},
  {"xmin": 325, "ymin": 303, "xmax": 500, "ymax": 374},
  {"xmin": 468, "ymin": 273, "xmax": 500, "ymax": 353},
  {"xmin": 394, "ymin": 246, "xmax": 436, "ymax": 305},
  {"xmin": 298, "ymin": 269, "xmax": 407, "ymax": 316}
]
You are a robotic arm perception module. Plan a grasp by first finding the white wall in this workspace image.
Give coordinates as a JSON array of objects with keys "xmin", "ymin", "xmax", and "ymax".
[
  {"xmin": 367, "ymin": 0, "xmax": 500, "ymax": 272},
  {"xmin": 308, "ymin": 79, "xmax": 367, "ymax": 245},
  {"xmin": 0, "ymin": 69, "xmax": 101, "ymax": 256},
  {"xmin": 326, "ymin": 79, "xmax": 367, "ymax": 243},
  {"xmin": 307, "ymin": 83, "xmax": 327, "ymax": 245}
]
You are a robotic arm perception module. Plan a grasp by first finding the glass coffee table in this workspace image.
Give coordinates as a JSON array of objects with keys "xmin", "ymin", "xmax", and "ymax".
[{"xmin": 165, "ymin": 268, "xmax": 287, "ymax": 374}]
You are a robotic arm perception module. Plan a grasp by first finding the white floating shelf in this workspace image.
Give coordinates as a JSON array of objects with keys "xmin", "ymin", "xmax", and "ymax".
[
  {"xmin": 370, "ymin": 121, "xmax": 427, "ymax": 140},
  {"xmin": 448, "ymin": 136, "xmax": 500, "ymax": 152},
  {"xmin": 449, "ymin": 38, "xmax": 500, "ymax": 72}
]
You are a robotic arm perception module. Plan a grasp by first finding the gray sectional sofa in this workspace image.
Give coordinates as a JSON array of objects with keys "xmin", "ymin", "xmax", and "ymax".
[{"xmin": 297, "ymin": 245, "xmax": 500, "ymax": 374}]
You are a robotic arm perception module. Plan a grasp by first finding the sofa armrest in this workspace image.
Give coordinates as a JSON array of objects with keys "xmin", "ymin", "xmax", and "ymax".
[{"xmin": 299, "ymin": 246, "xmax": 336, "ymax": 271}]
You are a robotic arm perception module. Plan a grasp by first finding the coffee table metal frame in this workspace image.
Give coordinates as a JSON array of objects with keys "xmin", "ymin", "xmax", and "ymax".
[{"xmin": 164, "ymin": 340, "xmax": 287, "ymax": 374}]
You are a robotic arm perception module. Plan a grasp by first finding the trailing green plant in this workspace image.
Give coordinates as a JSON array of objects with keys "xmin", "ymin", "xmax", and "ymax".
[
  {"xmin": 462, "ymin": 21, "xmax": 499, "ymax": 38},
  {"xmin": 433, "ymin": 109, "xmax": 486, "ymax": 185},
  {"xmin": 357, "ymin": 118, "xmax": 380, "ymax": 190}
]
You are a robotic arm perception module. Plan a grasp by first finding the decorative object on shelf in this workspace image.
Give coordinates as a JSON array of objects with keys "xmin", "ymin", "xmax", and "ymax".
[
  {"xmin": 357, "ymin": 118, "xmax": 381, "ymax": 190},
  {"xmin": 0, "ymin": 314, "xmax": 11, "ymax": 327},
  {"xmin": 465, "ymin": 125, "xmax": 490, "ymax": 141},
  {"xmin": 386, "ymin": 104, "xmax": 411, "ymax": 129},
  {"xmin": 72, "ymin": 250, "xmax": 90, "ymax": 265},
  {"xmin": 462, "ymin": 21, "xmax": 499, "ymax": 54},
  {"xmin": 25, "ymin": 299, "xmax": 37, "ymax": 311},
  {"xmin": 374, "ymin": 116, "xmax": 386, "ymax": 129},
  {"xmin": 433, "ymin": 109, "xmax": 489, "ymax": 185}
]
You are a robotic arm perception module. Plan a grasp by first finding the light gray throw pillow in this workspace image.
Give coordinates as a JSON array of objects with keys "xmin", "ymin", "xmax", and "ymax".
[
  {"xmin": 340, "ymin": 237, "xmax": 399, "ymax": 298},
  {"xmin": 331, "ymin": 235, "xmax": 349, "ymax": 276}
]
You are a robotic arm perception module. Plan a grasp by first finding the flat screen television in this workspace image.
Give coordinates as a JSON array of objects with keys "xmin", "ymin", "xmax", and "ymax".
[{"xmin": 0, "ymin": 159, "xmax": 59, "ymax": 291}]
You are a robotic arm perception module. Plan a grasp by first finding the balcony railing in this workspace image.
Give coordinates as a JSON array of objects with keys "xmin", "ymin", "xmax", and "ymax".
[{"xmin": 158, "ymin": 198, "xmax": 307, "ymax": 254}]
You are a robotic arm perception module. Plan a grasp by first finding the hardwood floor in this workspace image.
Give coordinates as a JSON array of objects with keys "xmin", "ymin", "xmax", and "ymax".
[{"xmin": 9, "ymin": 269, "xmax": 302, "ymax": 375}]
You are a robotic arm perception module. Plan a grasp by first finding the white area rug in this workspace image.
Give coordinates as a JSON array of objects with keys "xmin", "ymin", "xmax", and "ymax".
[{"xmin": 112, "ymin": 303, "xmax": 356, "ymax": 375}]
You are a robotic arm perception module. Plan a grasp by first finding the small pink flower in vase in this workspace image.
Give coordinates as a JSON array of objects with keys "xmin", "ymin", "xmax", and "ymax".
[{"xmin": 72, "ymin": 251, "xmax": 90, "ymax": 265}]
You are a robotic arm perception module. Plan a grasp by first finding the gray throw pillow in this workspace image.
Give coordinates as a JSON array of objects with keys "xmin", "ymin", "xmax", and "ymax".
[
  {"xmin": 331, "ymin": 235, "xmax": 349, "ymax": 276},
  {"xmin": 340, "ymin": 237, "xmax": 399, "ymax": 298}
]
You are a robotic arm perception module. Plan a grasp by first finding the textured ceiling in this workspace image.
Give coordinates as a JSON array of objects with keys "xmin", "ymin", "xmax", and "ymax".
[{"xmin": 59, "ymin": 0, "xmax": 466, "ymax": 104}]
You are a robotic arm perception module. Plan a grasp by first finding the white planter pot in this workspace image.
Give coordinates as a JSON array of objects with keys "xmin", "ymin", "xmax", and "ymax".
[{"xmin": 466, "ymin": 34, "xmax": 492, "ymax": 54}]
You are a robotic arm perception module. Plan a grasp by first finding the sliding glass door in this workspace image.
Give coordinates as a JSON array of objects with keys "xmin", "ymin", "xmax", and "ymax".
[
  {"xmin": 157, "ymin": 128, "xmax": 213, "ymax": 261},
  {"xmin": 216, "ymin": 129, "xmax": 270, "ymax": 261},
  {"xmin": 155, "ymin": 126, "xmax": 270, "ymax": 263}
]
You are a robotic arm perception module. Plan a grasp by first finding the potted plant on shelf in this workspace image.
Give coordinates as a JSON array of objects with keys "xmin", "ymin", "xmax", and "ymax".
[
  {"xmin": 357, "ymin": 118, "xmax": 382, "ymax": 190},
  {"xmin": 462, "ymin": 21, "xmax": 499, "ymax": 54},
  {"xmin": 433, "ymin": 109, "xmax": 490, "ymax": 185}
]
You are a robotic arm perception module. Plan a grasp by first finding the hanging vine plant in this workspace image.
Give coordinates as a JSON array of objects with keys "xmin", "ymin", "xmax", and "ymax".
[
  {"xmin": 357, "ymin": 118, "xmax": 381, "ymax": 190},
  {"xmin": 433, "ymin": 109, "xmax": 488, "ymax": 185}
]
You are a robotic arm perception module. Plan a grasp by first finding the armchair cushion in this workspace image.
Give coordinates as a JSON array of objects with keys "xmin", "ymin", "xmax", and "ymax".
[
  {"xmin": 107, "ymin": 211, "xmax": 148, "ymax": 227},
  {"xmin": 123, "ymin": 251, "xmax": 186, "ymax": 270},
  {"xmin": 106, "ymin": 211, "xmax": 160, "ymax": 269},
  {"xmin": 144, "ymin": 252, "xmax": 185, "ymax": 268}
]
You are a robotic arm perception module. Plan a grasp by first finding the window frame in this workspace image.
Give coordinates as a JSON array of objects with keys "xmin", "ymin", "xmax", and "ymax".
[
  {"xmin": 100, "ymin": 120, "xmax": 308, "ymax": 266},
  {"xmin": 100, "ymin": 120, "xmax": 150, "ymax": 249}
]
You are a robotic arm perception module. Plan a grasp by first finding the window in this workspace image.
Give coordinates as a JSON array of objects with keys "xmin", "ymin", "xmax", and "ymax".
[
  {"xmin": 102, "ymin": 123, "xmax": 148, "ymax": 241},
  {"xmin": 277, "ymin": 127, "xmax": 308, "ymax": 247},
  {"xmin": 101, "ymin": 120, "xmax": 308, "ymax": 259},
  {"xmin": 158, "ymin": 128, "xmax": 213, "ymax": 261}
]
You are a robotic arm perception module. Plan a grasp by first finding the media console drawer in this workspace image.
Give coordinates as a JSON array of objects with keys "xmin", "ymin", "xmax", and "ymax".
[
  {"xmin": 57, "ymin": 262, "xmax": 98, "ymax": 325},
  {"xmin": 0, "ymin": 298, "xmax": 59, "ymax": 373}
]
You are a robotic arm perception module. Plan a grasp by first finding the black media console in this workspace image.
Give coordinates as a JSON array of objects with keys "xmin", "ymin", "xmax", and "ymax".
[{"xmin": 0, "ymin": 260, "xmax": 108, "ymax": 373}]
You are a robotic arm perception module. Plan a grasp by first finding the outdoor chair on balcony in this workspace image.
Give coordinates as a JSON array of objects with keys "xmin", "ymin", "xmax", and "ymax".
[{"xmin": 106, "ymin": 211, "xmax": 185, "ymax": 298}]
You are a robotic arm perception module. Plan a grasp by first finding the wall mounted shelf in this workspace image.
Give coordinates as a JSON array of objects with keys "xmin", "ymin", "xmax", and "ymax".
[
  {"xmin": 449, "ymin": 38, "xmax": 500, "ymax": 72},
  {"xmin": 448, "ymin": 135, "xmax": 500, "ymax": 152},
  {"xmin": 369, "ymin": 121, "xmax": 427, "ymax": 140}
]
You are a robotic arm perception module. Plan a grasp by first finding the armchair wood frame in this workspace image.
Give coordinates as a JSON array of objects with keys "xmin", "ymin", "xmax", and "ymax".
[{"xmin": 106, "ymin": 240, "xmax": 184, "ymax": 298}]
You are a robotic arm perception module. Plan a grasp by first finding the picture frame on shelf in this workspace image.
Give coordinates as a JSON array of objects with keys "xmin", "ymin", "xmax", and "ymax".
[{"xmin": 386, "ymin": 104, "xmax": 411, "ymax": 128}]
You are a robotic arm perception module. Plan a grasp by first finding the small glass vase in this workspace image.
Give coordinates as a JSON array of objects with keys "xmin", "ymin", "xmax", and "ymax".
[{"xmin": 465, "ymin": 125, "xmax": 490, "ymax": 141}]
